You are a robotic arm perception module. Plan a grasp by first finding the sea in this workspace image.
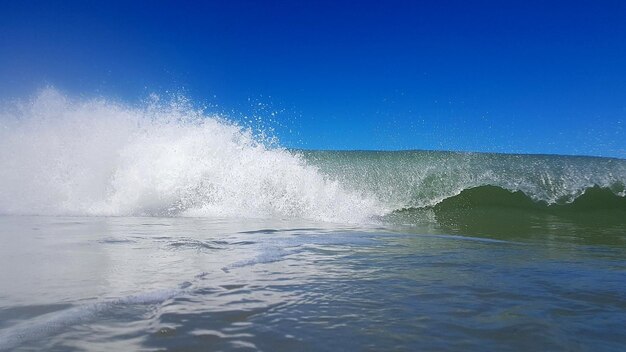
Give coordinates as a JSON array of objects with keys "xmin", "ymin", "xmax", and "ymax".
[{"xmin": 0, "ymin": 90, "xmax": 625, "ymax": 351}]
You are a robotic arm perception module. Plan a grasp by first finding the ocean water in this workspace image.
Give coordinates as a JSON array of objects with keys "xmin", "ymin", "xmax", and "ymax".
[{"xmin": 0, "ymin": 90, "xmax": 625, "ymax": 351}]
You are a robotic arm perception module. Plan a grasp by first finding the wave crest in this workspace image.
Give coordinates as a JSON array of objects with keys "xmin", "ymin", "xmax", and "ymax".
[{"xmin": 0, "ymin": 89, "xmax": 383, "ymax": 222}]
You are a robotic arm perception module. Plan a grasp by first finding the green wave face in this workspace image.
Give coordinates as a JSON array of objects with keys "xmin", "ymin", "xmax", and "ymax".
[
  {"xmin": 433, "ymin": 185, "xmax": 626, "ymax": 211},
  {"xmin": 302, "ymin": 150, "xmax": 626, "ymax": 243}
]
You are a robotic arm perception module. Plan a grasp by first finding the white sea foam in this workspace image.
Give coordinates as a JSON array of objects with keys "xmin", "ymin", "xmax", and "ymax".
[{"xmin": 0, "ymin": 88, "xmax": 384, "ymax": 222}]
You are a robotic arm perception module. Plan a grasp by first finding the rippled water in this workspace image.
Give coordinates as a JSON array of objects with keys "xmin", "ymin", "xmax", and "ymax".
[{"xmin": 1, "ymin": 216, "xmax": 625, "ymax": 351}]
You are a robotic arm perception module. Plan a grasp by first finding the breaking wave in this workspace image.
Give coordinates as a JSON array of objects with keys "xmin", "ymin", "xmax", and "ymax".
[
  {"xmin": 1, "ymin": 89, "xmax": 625, "ymax": 223},
  {"xmin": 0, "ymin": 88, "xmax": 383, "ymax": 222},
  {"xmin": 302, "ymin": 150, "xmax": 626, "ymax": 213}
]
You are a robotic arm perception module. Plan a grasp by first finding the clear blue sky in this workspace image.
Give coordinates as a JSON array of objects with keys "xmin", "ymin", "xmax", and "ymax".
[{"xmin": 1, "ymin": 1, "xmax": 625, "ymax": 157}]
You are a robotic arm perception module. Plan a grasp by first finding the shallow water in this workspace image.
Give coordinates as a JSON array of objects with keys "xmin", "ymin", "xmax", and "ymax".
[{"xmin": 1, "ymin": 215, "xmax": 625, "ymax": 351}]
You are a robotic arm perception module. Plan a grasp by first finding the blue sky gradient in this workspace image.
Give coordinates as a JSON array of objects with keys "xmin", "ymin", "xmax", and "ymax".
[{"xmin": 1, "ymin": 1, "xmax": 625, "ymax": 157}]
